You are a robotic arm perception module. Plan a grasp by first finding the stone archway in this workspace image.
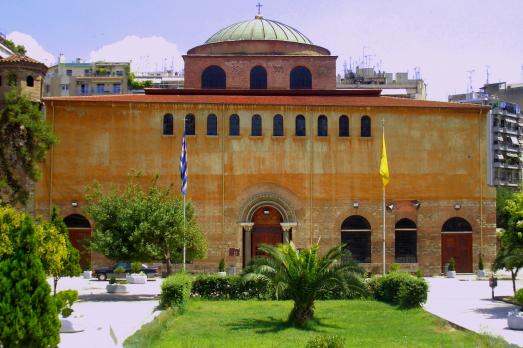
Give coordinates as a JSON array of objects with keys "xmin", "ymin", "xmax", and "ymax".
[{"xmin": 238, "ymin": 192, "xmax": 297, "ymax": 266}]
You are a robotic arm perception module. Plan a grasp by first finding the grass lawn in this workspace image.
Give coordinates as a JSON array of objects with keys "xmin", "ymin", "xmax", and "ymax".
[{"xmin": 124, "ymin": 300, "xmax": 511, "ymax": 348}]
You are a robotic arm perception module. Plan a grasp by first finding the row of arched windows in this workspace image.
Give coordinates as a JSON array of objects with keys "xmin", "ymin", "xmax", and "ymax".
[
  {"xmin": 201, "ymin": 65, "xmax": 312, "ymax": 89},
  {"xmin": 163, "ymin": 114, "xmax": 372, "ymax": 137},
  {"xmin": 0, "ymin": 74, "xmax": 34, "ymax": 87},
  {"xmin": 341, "ymin": 216, "xmax": 472, "ymax": 263}
]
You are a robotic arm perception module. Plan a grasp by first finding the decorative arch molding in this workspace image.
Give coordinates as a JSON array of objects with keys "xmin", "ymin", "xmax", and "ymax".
[{"xmin": 238, "ymin": 192, "xmax": 297, "ymax": 223}]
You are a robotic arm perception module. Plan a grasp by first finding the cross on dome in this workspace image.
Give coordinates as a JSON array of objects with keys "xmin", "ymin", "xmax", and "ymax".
[{"xmin": 256, "ymin": 2, "xmax": 263, "ymax": 15}]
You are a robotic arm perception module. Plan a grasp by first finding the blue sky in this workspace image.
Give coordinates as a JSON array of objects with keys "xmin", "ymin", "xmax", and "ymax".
[{"xmin": 2, "ymin": 0, "xmax": 523, "ymax": 100}]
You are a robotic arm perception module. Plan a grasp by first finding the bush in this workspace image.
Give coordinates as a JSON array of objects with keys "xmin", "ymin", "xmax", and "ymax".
[
  {"xmin": 305, "ymin": 335, "xmax": 345, "ymax": 348},
  {"xmin": 371, "ymin": 271, "xmax": 428, "ymax": 308},
  {"xmin": 415, "ymin": 269, "xmax": 424, "ymax": 278},
  {"xmin": 0, "ymin": 211, "xmax": 60, "ymax": 347},
  {"xmin": 478, "ymin": 254, "xmax": 484, "ymax": 271},
  {"xmin": 389, "ymin": 263, "xmax": 400, "ymax": 272},
  {"xmin": 218, "ymin": 258, "xmax": 225, "ymax": 272},
  {"xmin": 160, "ymin": 273, "xmax": 192, "ymax": 311},
  {"xmin": 114, "ymin": 266, "xmax": 126, "ymax": 274},
  {"xmin": 55, "ymin": 290, "xmax": 79, "ymax": 318},
  {"xmin": 515, "ymin": 289, "xmax": 523, "ymax": 305},
  {"xmin": 398, "ymin": 277, "xmax": 428, "ymax": 308},
  {"xmin": 448, "ymin": 258, "xmax": 456, "ymax": 272},
  {"xmin": 191, "ymin": 274, "xmax": 271, "ymax": 300},
  {"xmin": 131, "ymin": 262, "xmax": 142, "ymax": 274}
]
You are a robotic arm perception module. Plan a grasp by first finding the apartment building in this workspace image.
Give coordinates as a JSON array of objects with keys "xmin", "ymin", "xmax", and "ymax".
[
  {"xmin": 449, "ymin": 91, "xmax": 523, "ymax": 187},
  {"xmin": 44, "ymin": 55, "xmax": 129, "ymax": 97}
]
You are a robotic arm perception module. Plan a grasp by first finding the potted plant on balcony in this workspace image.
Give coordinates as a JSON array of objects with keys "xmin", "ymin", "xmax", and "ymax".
[
  {"xmin": 218, "ymin": 258, "xmax": 226, "ymax": 276},
  {"xmin": 447, "ymin": 258, "xmax": 456, "ymax": 278},
  {"xmin": 477, "ymin": 254, "xmax": 486, "ymax": 278},
  {"xmin": 126, "ymin": 262, "xmax": 147, "ymax": 284}
]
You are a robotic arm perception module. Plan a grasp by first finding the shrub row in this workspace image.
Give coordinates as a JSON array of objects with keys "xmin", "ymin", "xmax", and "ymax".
[
  {"xmin": 160, "ymin": 273, "xmax": 192, "ymax": 311},
  {"xmin": 367, "ymin": 271, "xmax": 428, "ymax": 308},
  {"xmin": 191, "ymin": 275, "xmax": 272, "ymax": 300}
]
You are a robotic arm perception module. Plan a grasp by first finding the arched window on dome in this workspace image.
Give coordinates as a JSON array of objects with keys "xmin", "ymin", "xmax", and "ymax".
[
  {"xmin": 163, "ymin": 113, "xmax": 173, "ymax": 135},
  {"xmin": 339, "ymin": 115, "xmax": 349, "ymax": 137},
  {"xmin": 7, "ymin": 73, "xmax": 17, "ymax": 87},
  {"xmin": 201, "ymin": 66, "xmax": 226, "ymax": 89},
  {"xmin": 229, "ymin": 114, "xmax": 240, "ymax": 136},
  {"xmin": 207, "ymin": 114, "xmax": 217, "ymax": 136},
  {"xmin": 185, "ymin": 114, "xmax": 195, "ymax": 135},
  {"xmin": 26, "ymin": 76, "xmax": 34, "ymax": 87},
  {"xmin": 273, "ymin": 114, "xmax": 284, "ymax": 136},
  {"xmin": 317, "ymin": 115, "xmax": 328, "ymax": 136},
  {"xmin": 290, "ymin": 66, "xmax": 312, "ymax": 89},
  {"xmin": 250, "ymin": 66, "xmax": 267, "ymax": 89},
  {"xmin": 251, "ymin": 114, "xmax": 262, "ymax": 136},
  {"xmin": 295, "ymin": 115, "xmax": 306, "ymax": 136},
  {"xmin": 361, "ymin": 115, "xmax": 371, "ymax": 137}
]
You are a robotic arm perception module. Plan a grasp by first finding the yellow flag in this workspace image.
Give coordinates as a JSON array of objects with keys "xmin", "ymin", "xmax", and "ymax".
[{"xmin": 379, "ymin": 132, "xmax": 390, "ymax": 187}]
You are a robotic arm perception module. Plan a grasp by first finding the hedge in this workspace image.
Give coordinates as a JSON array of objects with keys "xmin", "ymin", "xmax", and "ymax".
[
  {"xmin": 368, "ymin": 271, "xmax": 428, "ymax": 308},
  {"xmin": 191, "ymin": 275, "xmax": 272, "ymax": 300},
  {"xmin": 160, "ymin": 273, "xmax": 192, "ymax": 311}
]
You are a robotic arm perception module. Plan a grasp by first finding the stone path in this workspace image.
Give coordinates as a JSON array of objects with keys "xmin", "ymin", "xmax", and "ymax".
[
  {"xmin": 49, "ymin": 277, "xmax": 162, "ymax": 348},
  {"xmin": 424, "ymin": 276, "xmax": 523, "ymax": 347}
]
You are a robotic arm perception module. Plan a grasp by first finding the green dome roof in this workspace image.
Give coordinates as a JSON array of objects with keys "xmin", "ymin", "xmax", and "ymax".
[{"xmin": 205, "ymin": 16, "xmax": 313, "ymax": 45}]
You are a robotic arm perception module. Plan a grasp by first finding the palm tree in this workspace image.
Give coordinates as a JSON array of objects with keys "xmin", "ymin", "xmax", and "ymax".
[{"xmin": 243, "ymin": 242, "xmax": 367, "ymax": 325}]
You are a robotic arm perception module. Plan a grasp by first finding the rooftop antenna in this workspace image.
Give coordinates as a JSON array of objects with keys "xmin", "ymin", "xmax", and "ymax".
[
  {"xmin": 466, "ymin": 69, "xmax": 475, "ymax": 93},
  {"xmin": 256, "ymin": 2, "xmax": 263, "ymax": 16},
  {"xmin": 485, "ymin": 65, "xmax": 490, "ymax": 84},
  {"xmin": 413, "ymin": 67, "xmax": 421, "ymax": 80}
]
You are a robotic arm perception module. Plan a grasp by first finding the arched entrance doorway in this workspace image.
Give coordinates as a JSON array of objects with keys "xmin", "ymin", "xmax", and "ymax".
[
  {"xmin": 441, "ymin": 217, "xmax": 473, "ymax": 273},
  {"xmin": 251, "ymin": 206, "xmax": 284, "ymax": 257},
  {"xmin": 64, "ymin": 214, "xmax": 91, "ymax": 270}
]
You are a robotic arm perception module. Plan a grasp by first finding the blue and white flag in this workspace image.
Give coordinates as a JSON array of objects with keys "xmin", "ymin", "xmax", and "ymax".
[{"xmin": 179, "ymin": 132, "xmax": 188, "ymax": 196}]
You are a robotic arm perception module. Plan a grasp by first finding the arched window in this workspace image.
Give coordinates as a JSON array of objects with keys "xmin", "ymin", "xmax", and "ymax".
[
  {"xmin": 7, "ymin": 73, "xmax": 16, "ymax": 87},
  {"xmin": 251, "ymin": 115, "xmax": 262, "ymax": 136},
  {"xmin": 201, "ymin": 66, "xmax": 226, "ymax": 89},
  {"xmin": 229, "ymin": 114, "xmax": 240, "ymax": 136},
  {"xmin": 250, "ymin": 66, "xmax": 267, "ymax": 89},
  {"xmin": 339, "ymin": 115, "xmax": 349, "ymax": 137},
  {"xmin": 361, "ymin": 115, "xmax": 371, "ymax": 137},
  {"xmin": 26, "ymin": 76, "xmax": 34, "ymax": 87},
  {"xmin": 207, "ymin": 114, "xmax": 217, "ymax": 136},
  {"xmin": 295, "ymin": 115, "xmax": 306, "ymax": 136},
  {"xmin": 273, "ymin": 114, "xmax": 284, "ymax": 136},
  {"xmin": 442, "ymin": 217, "xmax": 472, "ymax": 232},
  {"xmin": 290, "ymin": 66, "xmax": 312, "ymax": 89},
  {"xmin": 64, "ymin": 214, "xmax": 91, "ymax": 228},
  {"xmin": 162, "ymin": 113, "xmax": 173, "ymax": 135},
  {"xmin": 341, "ymin": 215, "xmax": 371, "ymax": 263},
  {"xmin": 318, "ymin": 115, "xmax": 328, "ymax": 136},
  {"xmin": 395, "ymin": 218, "xmax": 417, "ymax": 263},
  {"xmin": 185, "ymin": 114, "xmax": 195, "ymax": 135}
]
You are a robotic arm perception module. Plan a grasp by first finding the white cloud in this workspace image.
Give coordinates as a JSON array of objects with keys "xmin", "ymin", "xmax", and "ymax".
[
  {"xmin": 6, "ymin": 31, "xmax": 55, "ymax": 67},
  {"xmin": 89, "ymin": 36, "xmax": 183, "ymax": 73}
]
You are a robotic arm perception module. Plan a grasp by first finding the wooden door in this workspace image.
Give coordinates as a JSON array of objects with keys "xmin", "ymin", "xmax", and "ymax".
[
  {"xmin": 68, "ymin": 228, "xmax": 92, "ymax": 270},
  {"xmin": 441, "ymin": 233, "xmax": 472, "ymax": 273},
  {"xmin": 251, "ymin": 206, "xmax": 283, "ymax": 257}
]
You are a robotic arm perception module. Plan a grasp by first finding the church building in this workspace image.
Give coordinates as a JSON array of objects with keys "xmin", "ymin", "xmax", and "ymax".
[{"xmin": 36, "ymin": 15, "xmax": 496, "ymax": 275}]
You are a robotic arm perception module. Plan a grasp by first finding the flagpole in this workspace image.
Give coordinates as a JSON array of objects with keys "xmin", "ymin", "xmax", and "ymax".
[
  {"xmin": 183, "ymin": 195, "xmax": 186, "ymax": 272},
  {"xmin": 382, "ymin": 119, "xmax": 386, "ymax": 275}
]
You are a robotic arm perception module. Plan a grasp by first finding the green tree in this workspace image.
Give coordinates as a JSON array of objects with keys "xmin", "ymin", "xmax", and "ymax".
[
  {"xmin": 48, "ymin": 207, "xmax": 81, "ymax": 295},
  {"xmin": 0, "ymin": 206, "xmax": 60, "ymax": 347},
  {"xmin": 243, "ymin": 242, "xmax": 367, "ymax": 325},
  {"xmin": 493, "ymin": 190, "xmax": 523, "ymax": 294},
  {"xmin": 0, "ymin": 87, "xmax": 57, "ymax": 205},
  {"xmin": 0, "ymin": 38, "xmax": 26, "ymax": 55},
  {"xmin": 497, "ymin": 187, "xmax": 515, "ymax": 229},
  {"xmin": 86, "ymin": 176, "xmax": 207, "ymax": 274}
]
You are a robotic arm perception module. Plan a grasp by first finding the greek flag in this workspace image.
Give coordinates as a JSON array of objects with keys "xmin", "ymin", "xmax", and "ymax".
[{"xmin": 179, "ymin": 132, "xmax": 187, "ymax": 196}]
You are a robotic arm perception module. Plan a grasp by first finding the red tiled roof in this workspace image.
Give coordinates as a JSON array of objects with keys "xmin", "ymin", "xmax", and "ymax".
[
  {"xmin": 0, "ymin": 54, "xmax": 45, "ymax": 65},
  {"xmin": 44, "ymin": 93, "xmax": 488, "ymax": 110}
]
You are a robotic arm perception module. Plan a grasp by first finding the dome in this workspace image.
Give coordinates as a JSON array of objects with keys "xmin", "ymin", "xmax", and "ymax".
[{"xmin": 205, "ymin": 16, "xmax": 313, "ymax": 45}]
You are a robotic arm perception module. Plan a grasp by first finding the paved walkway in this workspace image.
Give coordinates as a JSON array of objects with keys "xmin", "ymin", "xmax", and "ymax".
[
  {"xmin": 425, "ymin": 276, "xmax": 523, "ymax": 347},
  {"xmin": 49, "ymin": 277, "xmax": 162, "ymax": 348}
]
